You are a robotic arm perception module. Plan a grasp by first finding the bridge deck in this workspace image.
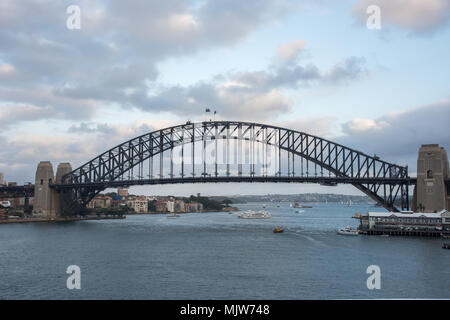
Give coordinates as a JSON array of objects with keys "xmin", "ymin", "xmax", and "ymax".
[{"xmin": 54, "ymin": 176, "xmax": 419, "ymax": 189}]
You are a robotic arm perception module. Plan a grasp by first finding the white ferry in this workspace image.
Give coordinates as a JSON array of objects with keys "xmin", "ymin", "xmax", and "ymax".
[{"xmin": 238, "ymin": 210, "xmax": 271, "ymax": 219}]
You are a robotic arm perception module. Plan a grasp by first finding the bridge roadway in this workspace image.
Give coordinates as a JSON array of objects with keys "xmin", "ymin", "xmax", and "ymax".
[{"xmin": 55, "ymin": 176, "xmax": 419, "ymax": 189}]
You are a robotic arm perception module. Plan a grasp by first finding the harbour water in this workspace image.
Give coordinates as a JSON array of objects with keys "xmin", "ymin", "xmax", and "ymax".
[{"xmin": 0, "ymin": 202, "xmax": 449, "ymax": 299}]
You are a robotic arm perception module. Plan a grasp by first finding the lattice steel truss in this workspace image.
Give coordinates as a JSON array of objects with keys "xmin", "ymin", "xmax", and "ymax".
[{"xmin": 59, "ymin": 121, "xmax": 411, "ymax": 213}]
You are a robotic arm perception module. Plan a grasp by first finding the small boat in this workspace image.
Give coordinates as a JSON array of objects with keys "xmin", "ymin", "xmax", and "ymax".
[
  {"xmin": 299, "ymin": 205, "xmax": 313, "ymax": 208},
  {"xmin": 0, "ymin": 201, "xmax": 11, "ymax": 208},
  {"xmin": 167, "ymin": 213, "xmax": 180, "ymax": 218},
  {"xmin": 262, "ymin": 204, "xmax": 266, "ymax": 208},
  {"xmin": 443, "ymin": 243, "xmax": 450, "ymax": 250},
  {"xmin": 277, "ymin": 203, "xmax": 280, "ymax": 208},
  {"xmin": 273, "ymin": 227, "xmax": 284, "ymax": 233},
  {"xmin": 337, "ymin": 227, "xmax": 359, "ymax": 236}
]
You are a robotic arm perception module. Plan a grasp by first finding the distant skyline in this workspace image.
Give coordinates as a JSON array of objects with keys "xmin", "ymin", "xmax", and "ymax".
[{"xmin": 1, "ymin": 0, "xmax": 449, "ymax": 196}]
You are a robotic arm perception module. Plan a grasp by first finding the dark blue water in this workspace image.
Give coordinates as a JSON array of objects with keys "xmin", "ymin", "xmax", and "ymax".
[{"xmin": 0, "ymin": 202, "xmax": 449, "ymax": 299}]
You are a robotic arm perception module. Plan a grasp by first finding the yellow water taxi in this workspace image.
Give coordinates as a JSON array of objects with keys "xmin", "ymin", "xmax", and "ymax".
[{"xmin": 273, "ymin": 227, "xmax": 284, "ymax": 233}]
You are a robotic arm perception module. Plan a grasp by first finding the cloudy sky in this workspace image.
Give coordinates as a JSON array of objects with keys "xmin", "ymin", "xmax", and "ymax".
[{"xmin": 0, "ymin": 0, "xmax": 449, "ymax": 196}]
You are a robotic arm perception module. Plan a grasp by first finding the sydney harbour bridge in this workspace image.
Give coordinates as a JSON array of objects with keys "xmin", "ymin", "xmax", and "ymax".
[{"xmin": 1, "ymin": 121, "xmax": 431, "ymax": 215}]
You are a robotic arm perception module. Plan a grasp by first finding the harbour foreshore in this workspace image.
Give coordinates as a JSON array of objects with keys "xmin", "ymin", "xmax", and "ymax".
[{"xmin": 0, "ymin": 215, "xmax": 125, "ymax": 224}]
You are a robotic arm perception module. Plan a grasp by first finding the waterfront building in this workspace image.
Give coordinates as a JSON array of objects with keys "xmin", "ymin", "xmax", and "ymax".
[
  {"xmin": 87, "ymin": 195, "xmax": 112, "ymax": 209},
  {"xmin": 127, "ymin": 199, "xmax": 148, "ymax": 213},
  {"xmin": 359, "ymin": 210, "xmax": 450, "ymax": 236},
  {"xmin": 117, "ymin": 188, "xmax": 129, "ymax": 197},
  {"xmin": 155, "ymin": 200, "xmax": 167, "ymax": 213},
  {"xmin": 166, "ymin": 198, "xmax": 175, "ymax": 213},
  {"xmin": 174, "ymin": 200, "xmax": 185, "ymax": 213},
  {"xmin": 0, "ymin": 172, "xmax": 3, "ymax": 185},
  {"xmin": 185, "ymin": 202, "xmax": 203, "ymax": 212}
]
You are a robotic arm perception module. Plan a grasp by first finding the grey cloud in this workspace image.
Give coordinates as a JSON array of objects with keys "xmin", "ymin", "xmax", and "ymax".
[
  {"xmin": 324, "ymin": 57, "xmax": 367, "ymax": 84},
  {"xmin": 67, "ymin": 123, "xmax": 116, "ymax": 135},
  {"xmin": 246, "ymin": 57, "xmax": 366, "ymax": 89},
  {"xmin": 0, "ymin": 120, "xmax": 159, "ymax": 184},
  {"xmin": 0, "ymin": 88, "xmax": 97, "ymax": 131},
  {"xmin": 56, "ymin": 56, "xmax": 365, "ymax": 121},
  {"xmin": 338, "ymin": 100, "xmax": 450, "ymax": 171},
  {"xmin": 143, "ymin": 83, "xmax": 293, "ymax": 121},
  {"xmin": 139, "ymin": 57, "xmax": 365, "ymax": 117},
  {"xmin": 0, "ymin": 0, "xmax": 303, "ymax": 128}
]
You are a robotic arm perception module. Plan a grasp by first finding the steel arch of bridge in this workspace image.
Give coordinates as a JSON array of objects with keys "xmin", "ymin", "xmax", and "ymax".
[{"xmin": 59, "ymin": 121, "xmax": 411, "ymax": 212}]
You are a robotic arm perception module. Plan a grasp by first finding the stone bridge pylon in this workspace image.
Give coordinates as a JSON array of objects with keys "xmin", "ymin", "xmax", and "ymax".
[
  {"xmin": 413, "ymin": 144, "xmax": 450, "ymax": 212},
  {"xmin": 32, "ymin": 161, "xmax": 72, "ymax": 217}
]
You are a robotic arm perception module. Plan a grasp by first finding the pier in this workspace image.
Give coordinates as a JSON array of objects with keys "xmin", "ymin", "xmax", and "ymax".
[{"xmin": 359, "ymin": 227, "xmax": 447, "ymax": 238}]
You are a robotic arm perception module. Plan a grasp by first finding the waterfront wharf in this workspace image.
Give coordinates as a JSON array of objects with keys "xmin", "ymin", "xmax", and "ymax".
[{"xmin": 359, "ymin": 226, "xmax": 448, "ymax": 238}]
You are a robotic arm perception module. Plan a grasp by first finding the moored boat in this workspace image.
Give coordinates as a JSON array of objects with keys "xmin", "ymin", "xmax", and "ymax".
[
  {"xmin": 337, "ymin": 227, "xmax": 359, "ymax": 236},
  {"xmin": 238, "ymin": 210, "xmax": 271, "ymax": 219}
]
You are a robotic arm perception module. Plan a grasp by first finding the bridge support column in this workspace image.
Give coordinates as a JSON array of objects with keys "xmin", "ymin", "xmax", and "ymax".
[
  {"xmin": 33, "ymin": 161, "xmax": 57, "ymax": 217},
  {"xmin": 413, "ymin": 144, "xmax": 449, "ymax": 212},
  {"xmin": 32, "ymin": 161, "xmax": 73, "ymax": 217},
  {"xmin": 55, "ymin": 162, "xmax": 73, "ymax": 216}
]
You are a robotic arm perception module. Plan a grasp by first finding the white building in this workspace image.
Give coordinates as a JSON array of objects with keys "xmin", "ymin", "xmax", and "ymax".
[
  {"xmin": 127, "ymin": 199, "xmax": 148, "ymax": 213},
  {"xmin": 166, "ymin": 199, "xmax": 175, "ymax": 213}
]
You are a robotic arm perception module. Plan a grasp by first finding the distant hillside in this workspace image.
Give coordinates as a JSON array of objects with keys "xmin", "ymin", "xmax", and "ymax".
[{"xmin": 210, "ymin": 193, "xmax": 374, "ymax": 204}]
